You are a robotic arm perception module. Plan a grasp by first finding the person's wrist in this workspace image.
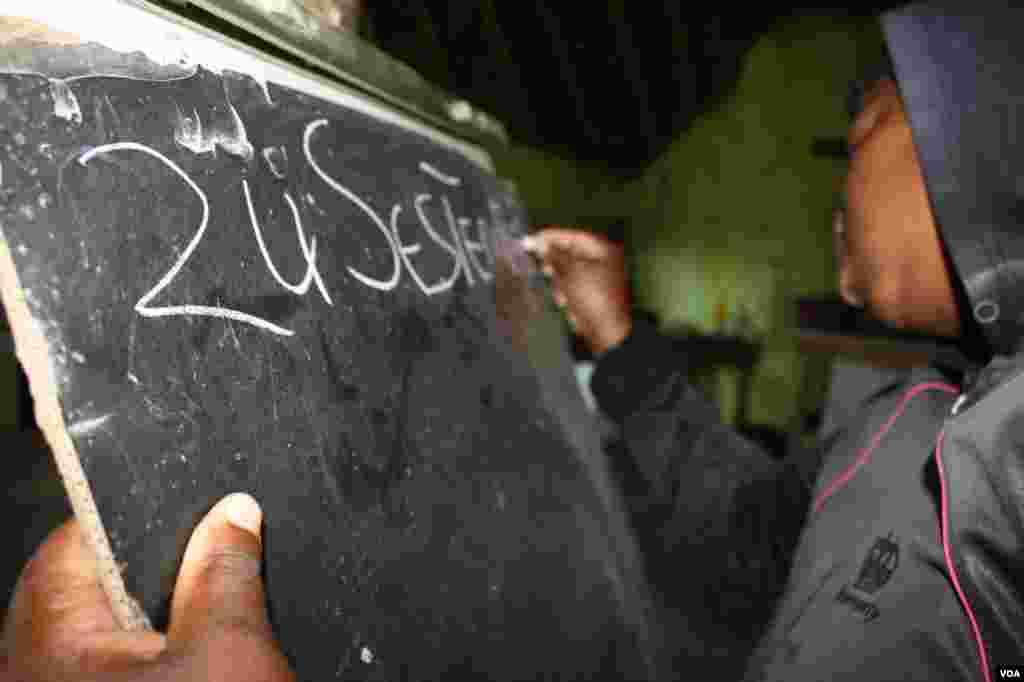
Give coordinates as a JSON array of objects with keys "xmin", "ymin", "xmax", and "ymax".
[{"xmin": 589, "ymin": 316, "xmax": 633, "ymax": 357}]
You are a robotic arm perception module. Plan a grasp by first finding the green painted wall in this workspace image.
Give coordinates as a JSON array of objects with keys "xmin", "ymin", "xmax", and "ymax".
[
  {"xmin": 494, "ymin": 15, "xmax": 885, "ymax": 429},
  {"xmin": 619, "ymin": 14, "xmax": 885, "ymax": 427},
  {"xmin": 483, "ymin": 15, "xmax": 886, "ymax": 430},
  {"xmin": 492, "ymin": 144, "xmax": 623, "ymax": 227}
]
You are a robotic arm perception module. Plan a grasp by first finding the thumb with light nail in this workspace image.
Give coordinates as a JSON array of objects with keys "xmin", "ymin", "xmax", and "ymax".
[{"xmin": 0, "ymin": 493, "xmax": 296, "ymax": 682}]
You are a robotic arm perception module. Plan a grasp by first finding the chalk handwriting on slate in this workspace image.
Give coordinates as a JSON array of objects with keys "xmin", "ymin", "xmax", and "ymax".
[
  {"xmin": 241, "ymin": 179, "xmax": 334, "ymax": 305},
  {"xmin": 79, "ymin": 142, "xmax": 298, "ymax": 336},
  {"xmin": 74, "ymin": 119, "xmax": 496, "ymax": 337}
]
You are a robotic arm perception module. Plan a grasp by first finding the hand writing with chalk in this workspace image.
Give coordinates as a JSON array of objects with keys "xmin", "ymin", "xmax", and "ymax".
[
  {"xmin": 522, "ymin": 227, "xmax": 634, "ymax": 357},
  {"xmin": 0, "ymin": 493, "xmax": 295, "ymax": 681}
]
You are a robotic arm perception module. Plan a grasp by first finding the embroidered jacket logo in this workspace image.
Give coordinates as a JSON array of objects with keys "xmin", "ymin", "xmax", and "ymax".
[{"xmin": 835, "ymin": 532, "xmax": 899, "ymax": 622}]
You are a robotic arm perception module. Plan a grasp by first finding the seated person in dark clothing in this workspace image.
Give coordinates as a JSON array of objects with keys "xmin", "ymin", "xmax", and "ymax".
[{"xmin": 526, "ymin": 2, "xmax": 1024, "ymax": 680}]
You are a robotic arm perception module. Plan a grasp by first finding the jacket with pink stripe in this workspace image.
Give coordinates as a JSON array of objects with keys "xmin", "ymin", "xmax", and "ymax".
[{"xmin": 591, "ymin": 317, "xmax": 1021, "ymax": 681}]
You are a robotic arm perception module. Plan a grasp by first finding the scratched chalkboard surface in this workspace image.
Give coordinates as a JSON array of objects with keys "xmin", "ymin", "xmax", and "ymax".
[{"xmin": 0, "ymin": 3, "xmax": 660, "ymax": 681}]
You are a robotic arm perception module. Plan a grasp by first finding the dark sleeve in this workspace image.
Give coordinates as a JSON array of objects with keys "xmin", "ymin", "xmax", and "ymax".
[{"xmin": 590, "ymin": 319, "xmax": 817, "ymax": 645}]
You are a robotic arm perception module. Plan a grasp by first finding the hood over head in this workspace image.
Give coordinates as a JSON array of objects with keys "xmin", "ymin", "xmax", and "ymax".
[{"xmin": 881, "ymin": 1, "xmax": 1024, "ymax": 357}]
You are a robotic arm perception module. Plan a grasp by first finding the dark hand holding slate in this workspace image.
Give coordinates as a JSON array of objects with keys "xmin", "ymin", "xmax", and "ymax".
[{"xmin": 0, "ymin": 32, "xmax": 660, "ymax": 682}]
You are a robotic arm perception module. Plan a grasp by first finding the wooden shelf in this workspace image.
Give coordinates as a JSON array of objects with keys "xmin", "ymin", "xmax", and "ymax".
[
  {"xmin": 794, "ymin": 296, "xmax": 967, "ymax": 370},
  {"xmin": 797, "ymin": 330, "xmax": 950, "ymax": 369}
]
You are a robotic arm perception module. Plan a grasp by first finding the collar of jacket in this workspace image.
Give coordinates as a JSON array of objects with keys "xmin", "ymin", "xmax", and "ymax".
[{"xmin": 951, "ymin": 353, "xmax": 1024, "ymax": 417}]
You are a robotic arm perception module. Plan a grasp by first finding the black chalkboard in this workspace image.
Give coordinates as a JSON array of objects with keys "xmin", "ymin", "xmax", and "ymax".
[{"xmin": 0, "ymin": 11, "xmax": 661, "ymax": 682}]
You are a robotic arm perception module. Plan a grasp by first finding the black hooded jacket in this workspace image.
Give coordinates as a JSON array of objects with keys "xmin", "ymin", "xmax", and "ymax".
[{"xmin": 590, "ymin": 3, "xmax": 1024, "ymax": 680}]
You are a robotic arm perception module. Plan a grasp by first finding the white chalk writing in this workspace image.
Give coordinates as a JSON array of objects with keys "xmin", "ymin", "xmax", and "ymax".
[
  {"xmin": 413, "ymin": 194, "xmax": 463, "ymax": 293},
  {"xmin": 242, "ymin": 179, "xmax": 333, "ymax": 305},
  {"xmin": 78, "ymin": 142, "xmax": 296, "ymax": 336},
  {"xmin": 418, "ymin": 161, "xmax": 461, "ymax": 186},
  {"xmin": 462, "ymin": 218, "xmax": 494, "ymax": 283},
  {"xmin": 71, "ymin": 119, "xmax": 497, "ymax": 338},
  {"xmin": 304, "ymin": 119, "xmax": 402, "ymax": 292}
]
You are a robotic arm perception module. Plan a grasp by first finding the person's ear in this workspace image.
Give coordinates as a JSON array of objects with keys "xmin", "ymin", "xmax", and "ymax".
[{"xmin": 848, "ymin": 78, "xmax": 899, "ymax": 151}]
